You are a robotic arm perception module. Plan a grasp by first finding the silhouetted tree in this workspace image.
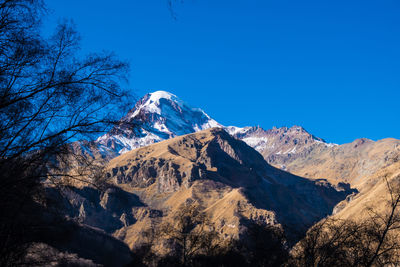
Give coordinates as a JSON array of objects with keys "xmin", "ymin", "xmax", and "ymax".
[
  {"xmin": 131, "ymin": 204, "xmax": 289, "ymax": 267},
  {"xmin": 237, "ymin": 220, "xmax": 288, "ymax": 267},
  {"xmin": 158, "ymin": 203, "xmax": 220, "ymax": 266},
  {"xmin": 0, "ymin": 0, "xmax": 129, "ymax": 264},
  {"xmin": 288, "ymin": 175, "xmax": 400, "ymax": 267},
  {"xmin": 130, "ymin": 226, "xmax": 160, "ymax": 267}
]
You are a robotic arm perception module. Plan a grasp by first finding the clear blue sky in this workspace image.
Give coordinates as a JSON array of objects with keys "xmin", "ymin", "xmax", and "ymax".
[{"xmin": 44, "ymin": 0, "xmax": 400, "ymax": 144}]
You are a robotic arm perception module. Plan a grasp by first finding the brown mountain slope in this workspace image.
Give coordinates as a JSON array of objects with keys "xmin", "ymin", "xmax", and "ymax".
[
  {"xmin": 104, "ymin": 127, "xmax": 354, "ymax": 246},
  {"xmin": 333, "ymin": 160, "xmax": 400, "ymax": 221},
  {"xmin": 263, "ymin": 137, "xmax": 400, "ymax": 190}
]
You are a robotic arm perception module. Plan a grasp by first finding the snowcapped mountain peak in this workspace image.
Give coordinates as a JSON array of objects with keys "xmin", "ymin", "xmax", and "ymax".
[
  {"xmin": 148, "ymin": 90, "xmax": 180, "ymax": 103},
  {"xmin": 97, "ymin": 91, "xmax": 222, "ymax": 154},
  {"xmin": 139, "ymin": 91, "xmax": 183, "ymax": 115},
  {"xmin": 127, "ymin": 90, "xmax": 182, "ymax": 117}
]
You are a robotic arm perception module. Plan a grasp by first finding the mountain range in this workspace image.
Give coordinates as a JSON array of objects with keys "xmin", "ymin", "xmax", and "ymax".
[
  {"xmin": 96, "ymin": 91, "xmax": 399, "ymax": 193},
  {"xmin": 91, "ymin": 90, "xmax": 400, "ymax": 224},
  {"xmin": 95, "ymin": 91, "xmax": 335, "ymax": 162},
  {"xmin": 34, "ymin": 90, "xmax": 400, "ymax": 265}
]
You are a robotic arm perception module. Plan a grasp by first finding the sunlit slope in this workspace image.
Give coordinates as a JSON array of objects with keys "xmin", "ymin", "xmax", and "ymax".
[
  {"xmin": 274, "ymin": 138, "xmax": 400, "ymax": 189},
  {"xmin": 106, "ymin": 127, "xmax": 354, "ymax": 246}
]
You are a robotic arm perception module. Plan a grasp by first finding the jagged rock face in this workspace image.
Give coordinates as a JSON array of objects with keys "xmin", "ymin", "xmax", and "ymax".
[
  {"xmin": 226, "ymin": 125, "xmax": 336, "ymax": 170},
  {"xmin": 46, "ymin": 186, "xmax": 144, "ymax": 233},
  {"xmin": 106, "ymin": 128, "xmax": 355, "ymax": 242},
  {"xmin": 108, "ymin": 157, "xmax": 201, "ymax": 193}
]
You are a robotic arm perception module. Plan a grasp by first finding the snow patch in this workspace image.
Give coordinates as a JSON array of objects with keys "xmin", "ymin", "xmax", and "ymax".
[
  {"xmin": 283, "ymin": 146, "xmax": 297, "ymax": 154},
  {"xmin": 225, "ymin": 126, "xmax": 250, "ymax": 135},
  {"xmin": 242, "ymin": 136, "xmax": 269, "ymax": 152}
]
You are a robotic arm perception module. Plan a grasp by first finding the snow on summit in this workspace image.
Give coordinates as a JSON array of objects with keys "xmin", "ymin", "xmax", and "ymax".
[
  {"xmin": 139, "ymin": 91, "xmax": 182, "ymax": 115},
  {"xmin": 128, "ymin": 91, "xmax": 179, "ymax": 117},
  {"xmin": 97, "ymin": 91, "xmax": 222, "ymax": 154}
]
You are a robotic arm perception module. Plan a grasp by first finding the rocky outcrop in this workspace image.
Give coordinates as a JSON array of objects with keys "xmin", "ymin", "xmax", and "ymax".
[{"xmin": 46, "ymin": 185, "xmax": 143, "ymax": 233}]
